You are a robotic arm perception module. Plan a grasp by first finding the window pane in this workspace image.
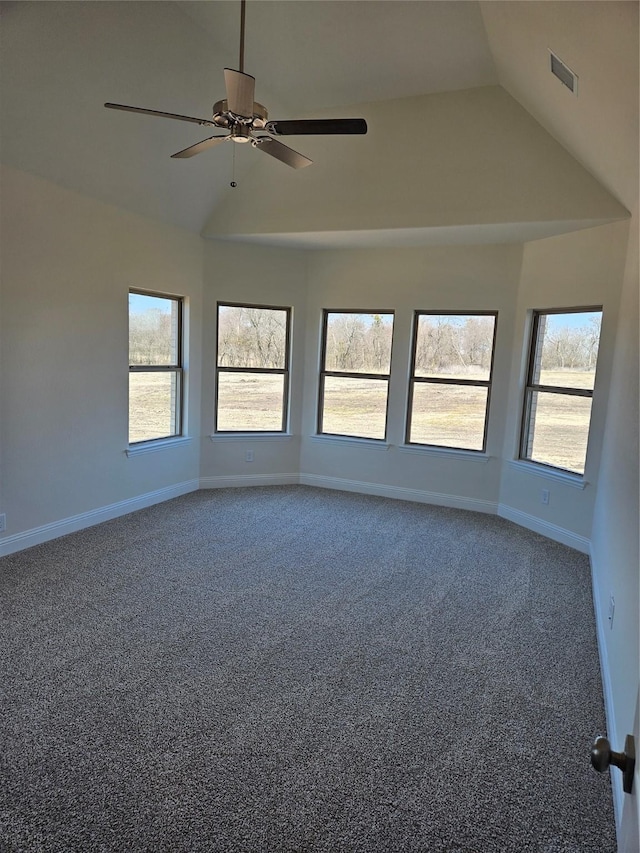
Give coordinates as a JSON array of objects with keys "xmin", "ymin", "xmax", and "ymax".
[
  {"xmin": 532, "ymin": 311, "xmax": 601, "ymax": 390},
  {"xmin": 129, "ymin": 372, "xmax": 179, "ymax": 443},
  {"xmin": 409, "ymin": 383, "xmax": 488, "ymax": 450},
  {"xmin": 129, "ymin": 293, "xmax": 179, "ymax": 366},
  {"xmin": 324, "ymin": 313, "xmax": 393, "ymax": 374},
  {"xmin": 321, "ymin": 376, "xmax": 389, "ymax": 439},
  {"xmin": 414, "ymin": 315, "xmax": 495, "ymax": 381},
  {"xmin": 524, "ymin": 391, "xmax": 592, "ymax": 474},
  {"xmin": 217, "ymin": 372, "xmax": 285, "ymax": 431},
  {"xmin": 218, "ymin": 305, "xmax": 288, "ymax": 369}
]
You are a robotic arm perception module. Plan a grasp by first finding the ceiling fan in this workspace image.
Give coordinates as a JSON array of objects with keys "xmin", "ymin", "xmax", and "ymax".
[{"xmin": 105, "ymin": 0, "xmax": 367, "ymax": 170}]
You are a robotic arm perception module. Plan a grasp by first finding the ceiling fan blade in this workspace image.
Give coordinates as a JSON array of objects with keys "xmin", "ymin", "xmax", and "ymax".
[
  {"xmin": 223, "ymin": 68, "xmax": 255, "ymax": 117},
  {"xmin": 171, "ymin": 136, "xmax": 229, "ymax": 159},
  {"xmin": 265, "ymin": 118, "xmax": 367, "ymax": 136},
  {"xmin": 253, "ymin": 137, "xmax": 312, "ymax": 169},
  {"xmin": 105, "ymin": 103, "xmax": 215, "ymax": 127}
]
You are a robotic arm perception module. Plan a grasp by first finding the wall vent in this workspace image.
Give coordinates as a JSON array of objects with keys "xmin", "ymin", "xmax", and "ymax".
[{"xmin": 549, "ymin": 50, "xmax": 578, "ymax": 95}]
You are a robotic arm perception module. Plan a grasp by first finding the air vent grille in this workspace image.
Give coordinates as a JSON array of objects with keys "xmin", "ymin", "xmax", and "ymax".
[{"xmin": 549, "ymin": 50, "xmax": 578, "ymax": 95}]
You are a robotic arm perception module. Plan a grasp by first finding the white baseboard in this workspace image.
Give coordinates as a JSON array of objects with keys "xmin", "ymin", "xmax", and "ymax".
[
  {"xmin": 199, "ymin": 473, "xmax": 300, "ymax": 489},
  {"xmin": 497, "ymin": 504, "xmax": 590, "ymax": 553},
  {"xmin": 0, "ymin": 479, "xmax": 200, "ymax": 558},
  {"xmin": 589, "ymin": 544, "xmax": 624, "ymax": 829},
  {"xmin": 299, "ymin": 473, "xmax": 498, "ymax": 514},
  {"xmin": 1, "ymin": 476, "xmax": 590, "ymax": 564}
]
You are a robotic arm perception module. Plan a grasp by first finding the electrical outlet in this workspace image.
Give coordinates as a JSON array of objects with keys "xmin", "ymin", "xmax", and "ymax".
[
  {"xmin": 245, "ymin": 450, "xmax": 254, "ymax": 462},
  {"xmin": 608, "ymin": 595, "xmax": 615, "ymax": 629},
  {"xmin": 0, "ymin": 513, "xmax": 5, "ymax": 533},
  {"xmin": 541, "ymin": 489, "xmax": 550, "ymax": 505}
]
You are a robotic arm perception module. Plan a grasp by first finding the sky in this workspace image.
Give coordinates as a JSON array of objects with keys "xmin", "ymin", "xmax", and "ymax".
[
  {"xmin": 129, "ymin": 292, "xmax": 172, "ymax": 316},
  {"xmin": 545, "ymin": 310, "xmax": 601, "ymax": 332},
  {"xmin": 129, "ymin": 297, "xmax": 600, "ymax": 335}
]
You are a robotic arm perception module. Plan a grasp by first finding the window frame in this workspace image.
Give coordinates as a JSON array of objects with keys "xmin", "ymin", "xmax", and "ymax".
[
  {"xmin": 519, "ymin": 305, "xmax": 602, "ymax": 476},
  {"xmin": 214, "ymin": 301, "xmax": 292, "ymax": 434},
  {"xmin": 405, "ymin": 310, "xmax": 498, "ymax": 453},
  {"xmin": 128, "ymin": 288, "xmax": 184, "ymax": 446},
  {"xmin": 317, "ymin": 308, "xmax": 395, "ymax": 441}
]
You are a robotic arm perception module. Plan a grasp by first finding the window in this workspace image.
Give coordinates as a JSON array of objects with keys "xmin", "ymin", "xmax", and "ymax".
[
  {"xmin": 520, "ymin": 308, "xmax": 602, "ymax": 475},
  {"xmin": 406, "ymin": 312, "xmax": 497, "ymax": 452},
  {"xmin": 129, "ymin": 290, "xmax": 183, "ymax": 444},
  {"xmin": 215, "ymin": 303, "xmax": 291, "ymax": 432},
  {"xmin": 318, "ymin": 311, "xmax": 394, "ymax": 441}
]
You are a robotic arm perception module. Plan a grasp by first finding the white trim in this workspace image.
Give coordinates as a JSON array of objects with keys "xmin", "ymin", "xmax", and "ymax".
[
  {"xmin": 507, "ymin": 459, "xmax": 587, "ymax": 489},
  {"xmin": 1, "ymin": 477, "xmax": 594, "ymax": 569},
  {"xmin": 199, "ymin": 473, "xmax": 300, "ymax": 489},
  {"xmin": 0, "ymin": 480, "xmax": 200, "ymax": 558},
  {"xmin": 398, "ymin": 444, "xmax": 491, "ymax": 463},
  {"xmin": 589, "ymin": 543, "xmax": 624, "ymax": 828},
  {"xmin": 210, "ymin": 433, "xmax": 294, "ymax": 442},
  {"xmin": 126, "ymin": 436, "xmax": 193, "ymax": 457},
  {"xmin": 299, "ymin": 473, "xmax": 497, "ymax": 514},
  {"xmin": 309, "ymin": 435, "xmax": 391, "ymax": 451},
  {"xmin": 497, "ymin": 503, "xmax": 590, "ymax": 553}
]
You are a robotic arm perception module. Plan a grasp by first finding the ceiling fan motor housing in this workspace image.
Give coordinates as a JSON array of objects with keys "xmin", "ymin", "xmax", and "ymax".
[{"xmin": 213, "ymin": 99, "xmax": 268, "ymax": 129}]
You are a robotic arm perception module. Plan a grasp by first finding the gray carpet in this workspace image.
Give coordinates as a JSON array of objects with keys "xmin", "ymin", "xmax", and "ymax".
[{"xmin": 0, "ymin": 486, "xmax": 616, "ymax": 852}]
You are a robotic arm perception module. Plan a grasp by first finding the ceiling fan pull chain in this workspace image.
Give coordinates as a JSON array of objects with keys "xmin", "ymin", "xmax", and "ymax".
[{"xmin": 230, "ymin": 142, "xmax": 237, "ymax": 188}]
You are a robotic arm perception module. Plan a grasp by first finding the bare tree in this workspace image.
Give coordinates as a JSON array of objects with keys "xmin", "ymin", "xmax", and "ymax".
[
  {"xmin": 326, "ymin": 314, "xmax": 367, "ymax": 371},
  {"xmin": 414, "ymin": 315, "xmax": 495, "ymax": 375},
  {"xmin": 217, "ymin": 306, "xmax": 287, "ymax": 368},
  {"xmin": 541, "ymin": 317, "xmax": 601, "ymax": 372},
  {"xmin": 129, "ymin": 308, "xmax": 173, "ymax": 365}
]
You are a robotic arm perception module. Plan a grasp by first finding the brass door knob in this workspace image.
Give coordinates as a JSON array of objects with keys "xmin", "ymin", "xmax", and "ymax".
[{"xmin": 591, "ymin": 734, "xmax": 636, "ymax": 794}]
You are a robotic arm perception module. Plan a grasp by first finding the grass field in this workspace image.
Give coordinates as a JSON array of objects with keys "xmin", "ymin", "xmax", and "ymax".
[
  {"xmin": 130, "ymin": 370, "xmax": 594, "ymax": 473},
  {"xmin": 128, "ymin": 373, "xmax": 178, "ymax": 444}
]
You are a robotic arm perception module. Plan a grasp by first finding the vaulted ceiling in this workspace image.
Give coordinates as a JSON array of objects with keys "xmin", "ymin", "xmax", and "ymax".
[{"xmin": 1, "ymin": 1, "xmax": 637, "ymax": 242}]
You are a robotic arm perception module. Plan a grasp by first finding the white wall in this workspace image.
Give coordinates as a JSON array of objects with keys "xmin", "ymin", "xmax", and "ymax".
[
  {"xmin": 1, "ymin": 166, "xmax": 631, "ymax": 559},
  {"xmin": 199, "ymin": 240, "xmax": 308, "ymax": 486},
  {"xmin": 299, "ymin": 243, "xmax": 523, "ymax": 511},
  {"xmin": 0, "ymin": 166, "xmax": 204, "ymax": 553},
  {"xmin": 590, "ymin": 207, "xmax": 639, "ymax": 841},
  {"xmin": 499, "ymin": 222, "xmax": 628, "ymax": 546}
]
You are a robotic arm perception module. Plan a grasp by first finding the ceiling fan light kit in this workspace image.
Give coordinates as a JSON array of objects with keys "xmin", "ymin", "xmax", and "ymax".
[{"xmin": 105, "ymin": 1, "xmax": 367, "ymax": 170}]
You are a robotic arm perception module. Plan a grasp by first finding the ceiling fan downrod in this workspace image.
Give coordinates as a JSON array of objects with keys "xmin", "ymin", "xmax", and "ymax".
[{"xmin": 238, "ymin": 0, "xmax": 246, "ymax": 74}]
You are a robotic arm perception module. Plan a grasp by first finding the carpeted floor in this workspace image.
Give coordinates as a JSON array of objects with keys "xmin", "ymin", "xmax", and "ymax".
[{"xmin": 0, "ymin": 486, "xmax": 616, "ymax": 852}]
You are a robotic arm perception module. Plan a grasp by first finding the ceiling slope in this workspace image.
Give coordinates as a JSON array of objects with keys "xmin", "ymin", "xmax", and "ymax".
[
  {"xmin": 180, "ymin": 0, "xmax": 498, "ymax": 113},
  {"xmin": 0, "ymin": 1, "xmax": 497, "ymax": 234},
  {"xmin": 480, "ymin": 0, "xmax": 639, "ymax": 210},
  {"xmin": 0, "ymin": 1, "xmax": 261, "ymax": 232},
  {"xmin": 1, "ymin": 2, "xmax": 635, "ymax": 242},
  {"xmin": 203, "ymin": 85, "xmax": 629, "ymax": 248}
]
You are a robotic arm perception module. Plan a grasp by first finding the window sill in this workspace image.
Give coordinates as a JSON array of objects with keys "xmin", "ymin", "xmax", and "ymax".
[
  {"xmin": 398, "ymin": 444, "xmax": 491, "ymax": 463},
  {"xmin": 310, "ymin": 435, "xmax": 391, "ymax": 451},
  {"xmin": 507, "ymin": 460, "xmax": 587, "ymax": 489},
  {"xmin": 126, "ymin": 436, "xmax": 192, "ymax": 457},
  {"xmin": 210, "ymin": 433, "xmax": 293, "ymax": 442}
]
